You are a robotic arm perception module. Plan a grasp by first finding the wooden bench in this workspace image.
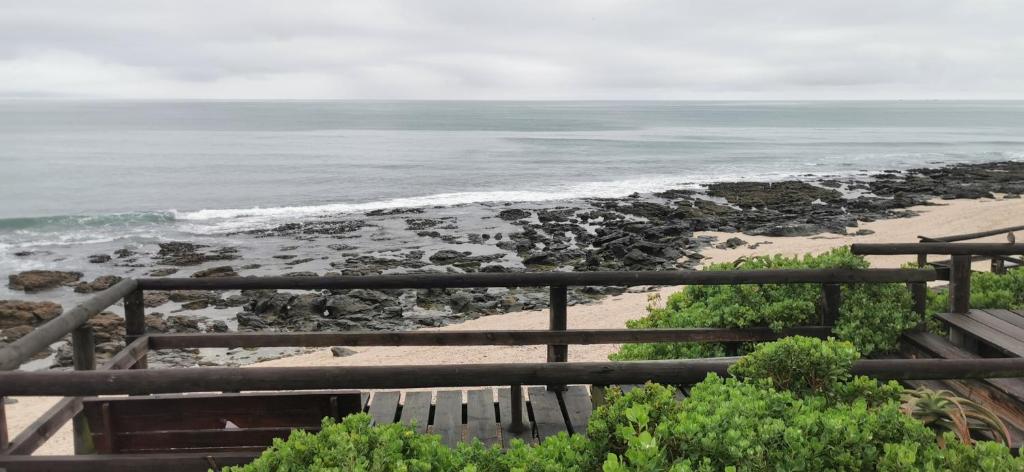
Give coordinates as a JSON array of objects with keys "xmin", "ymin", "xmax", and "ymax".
[{"xmin": 78, "ymin": 391, "xmax": 364, "ymax": 454}]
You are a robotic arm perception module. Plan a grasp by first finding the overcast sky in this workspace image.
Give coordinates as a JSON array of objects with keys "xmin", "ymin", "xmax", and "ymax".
[{"xmin": 1, "ymin": 1, "xmax": 1021, "ymax": 100}]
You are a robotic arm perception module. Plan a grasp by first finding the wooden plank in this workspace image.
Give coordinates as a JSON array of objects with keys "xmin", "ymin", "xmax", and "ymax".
[
  {"xmin": 497, "ymin": 387, "xmax": 531, "ymax": 448},
  {"xmin": 367, "ymin": 391, "xmax": 400, "ymax": 425},
  {"xmin": 82, "ymin": 392, "xmax": 361, "ymax": 432},
  {"xmin": 14, "ymin": 357, "xmax": 1024, "ymax": 397},
  {"xmin": 902, "ymin": 331, "xmax": 1024, "ymax": 403},
  {"xmin": 466, "ymin": 389, "xmax": 498, "ymax": 447},
  {"xmin": 935, "ymin": 312, "xmax": 1024, "ymax": 357},
  {"xmin": 0, "ymin": 452, "xmax": 258, "ymax": 472},
  {"xmin": 0, "ymin": 279, "xmax": 138, "ymax": 371},
  {"xmin": 965, "ymin": 310, "xmax": 1024, "ymax": 342},
  {"xmin": 114, "ymin": 427, "xmax": 299, "ymax": 453},
  {"xmin": 851, "ymin": 243, "xmax": 1024, "ymax": 256},
  {"xmin": 527, "ymin": 386, "xmax": 566, "ymax": 440},
  {"xmin": 559, "ymin": 386, "xmax": 592, "ymax": 435},
  {"xmin": 136, "ymin": 267, "xmax": 936, "ymax": 292},
  {"xmin": 148, "ymin": 326, "xmax": 835, "ymax": 349},
  {"xmin": 4, "ymin": 398, "xmax": 83, "ymax": 456},
  {"xmin": 432, "ymin": 391, "xmax": 462, "ymax": 448},
  {"xmin": 821, "ymin": 284, "xmax": 841, "ymax": 326},
  {"xmin": 983, "ymin": 309, "xmax": 1024, "ymax": 331},
  {"xmin": 398, "ymin": 391, "xmax": 431, "ymax": 434}
]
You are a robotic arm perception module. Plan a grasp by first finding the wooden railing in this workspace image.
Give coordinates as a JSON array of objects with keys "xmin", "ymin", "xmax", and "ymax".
[
  {"xmin": 851, "ymin": 242, "xmax": 1024, "ymax": 314},
  {"xmin": 10, "ymin": 261, "xmax": 1024, "ymax": 471},
  {"xmin": 917, "ymin": 224, "xmax": 1024, "ymax": 274}
]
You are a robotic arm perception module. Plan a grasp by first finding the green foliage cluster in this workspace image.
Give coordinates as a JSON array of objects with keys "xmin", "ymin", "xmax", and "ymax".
[
  {"xmin": 928, "ymin": 268, "xmax": 1024, "ymax": 314},
  {"xmin": 611, "ymin": 248, "xmax": 921, "ymax": 361},
  {"xmin": 223, "ymin": 338, "xmax": 1022, "ymax": 472},
  {"xmin": 728, "ymin": 336, "xmax": 859, "ymax": 395}
]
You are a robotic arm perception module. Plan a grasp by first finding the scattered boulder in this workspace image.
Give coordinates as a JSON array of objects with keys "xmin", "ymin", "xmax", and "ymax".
[
  {"xmin": 0, "ymin": 300, "xmax": 62, "ymax": 329},
  {"xmin": 191, "ymin": 266, "xmax": 238, "ymax": 278},
  {"xmin": 497, "ymin": 209, "xmax": 531, "ymax": 221},
  {"xmin": 73, "ymin": 275, "xmax": 123, "ymax": 293},
  {"xmin": 7, "ymin": 270, "xmax": 82, "ymax": 292},
  {"xmin": 88, "ymin": 254, "xmax": 112, "ymax": 263},
  {"xmin": 331, "ymin": 346, "xmax": 357, "ymax": 357}
]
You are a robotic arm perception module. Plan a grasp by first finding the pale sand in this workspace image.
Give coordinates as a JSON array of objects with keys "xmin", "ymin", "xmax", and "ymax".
[{"xmin": 8, "ymin": 196, "xmax": 1023, "ymax": 455}]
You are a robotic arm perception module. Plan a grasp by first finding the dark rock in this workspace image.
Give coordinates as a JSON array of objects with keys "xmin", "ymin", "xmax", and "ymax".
[
  {"xmin": 191, "ymin": 266, "xmax": 238, "ymax": 278},
  {"xmin": 331, "ymin": 346, "xmax": 357, "ymax": 357},
  {"xmin": 88, "ymin": 254, "xmax": 112, "ymax": 263},
  {"xmin": 715, "ymin": 237, "xmax": 748, "ymax": 250},
  {"xmin": 73, "ymin": 275, "xmax": 123, "ymax": 293},
  {"xmin": 0, "ymin": 300, "xmax": 62, "ymax": 329},
  {"xmin": 497, "ymin": 209, "xmax": 532, "ymax": 221},
  {"xmin": 7, "ymin": 270, "xmax": 82, "ymax": 292},
  {"xmin": 147, "ymin": 268, "xmax": 179, "ymax": 277}
]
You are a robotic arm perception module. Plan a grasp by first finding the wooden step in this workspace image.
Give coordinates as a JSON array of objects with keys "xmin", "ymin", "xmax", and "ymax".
[{"xmin": 934, "ymin": 310, "xmax": 1024, "ymax": 357}]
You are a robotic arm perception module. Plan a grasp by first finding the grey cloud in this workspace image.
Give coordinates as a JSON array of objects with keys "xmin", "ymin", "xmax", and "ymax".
[{"xmin": 0, "ymin": 0, "xmax": 1021, "ymax": 99}]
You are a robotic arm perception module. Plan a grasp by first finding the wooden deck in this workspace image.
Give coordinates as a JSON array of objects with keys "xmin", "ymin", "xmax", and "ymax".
[
  {"xmin": 902, "ymin": 308, "xmax": 1024, "ymax": 448},
  {"xmin": 360, "ymin": 385, "xmax": 682, "ymax": 448}
]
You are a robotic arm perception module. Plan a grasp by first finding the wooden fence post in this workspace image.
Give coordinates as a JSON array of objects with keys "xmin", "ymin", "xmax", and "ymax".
[
  {"xmin": 1, "ymin": 395, "xmax": 8, "ymax": 454},
  {"xmin": 547, "ymin": 286, "xmax": 568, "ymax": 391},
  {"xmin": 911, "ymin": 254, "xmax": 928, "ymax": 318},
  {"xmin": 821, "ymin": 284, "xmax": 841, "ymax": 327},
  {"xmin": 123, "ymin": 289, "xmax": 147, "ymax": 370},
  {"xmin": 991, "ymin": 257, "xmax": 1006, "ymax": 275},
  {"xmin": 509, "ymin": 384, "xmax": 525, "ymax": 433},
  {"xmin": 948, "ymin": 254, "xmax": 976, "ymax": 351},
  {"xmin": 949, "ymin": 255, "xmax": 971, "ymax": 314},
  {"xmin": 71, "ymin": 326, "xmax": 96, "ymax": 455}
]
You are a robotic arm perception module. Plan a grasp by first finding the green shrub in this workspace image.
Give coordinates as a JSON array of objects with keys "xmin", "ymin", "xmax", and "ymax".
[
  {"xmin": 728, "ymin": 336, "xmax": 858, "ymax": 396},
  {"xmin": 585, "ymin": 383, "xmax": 683, "ymax": 470},
  {"xmin": 601, "ymin": 375, "xmax": 1024, "ymax": 471},
  {"xmin": 611, "ymin": 248, "xmax": 922, "ymax": 360},
  {"xmin": 221, "ymin": 413, "xmax": 466, "ymax": 472}
]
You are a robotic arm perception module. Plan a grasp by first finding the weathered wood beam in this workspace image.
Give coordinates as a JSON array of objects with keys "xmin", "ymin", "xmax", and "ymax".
[
  {"xmin": 918, "ymin": 224, "xmax": 1024, "ymax": 243},
  {"xmin": 136, "ymin": 268, "xmax": 935, "ymax": 291},
  {"xmin": 851, "ymin": 243, "xmax": 1024, "ymax": 256},
  {"xmin": 147, "ymin": 327, "xmax": 834, "ymax": 350},
  {"xmin": 0, "ymin": 452, "xmax": 257, "ymax": 472},
  {"xmin": 0, "ymin": 279, "xmax": 138, "ymax": 371},
  {"xmin": 3, "ymin": 337, "xmax": 149, "ymax": 456},
  {"xmin": 5, "ymin": 358, "xmax": 1024, "ymax": 397}
]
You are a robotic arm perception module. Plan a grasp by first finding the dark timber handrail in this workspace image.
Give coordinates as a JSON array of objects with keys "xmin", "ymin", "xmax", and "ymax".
[
  {"xmin": 0, "ymin": 279, "xmax": 138, "ymax": 371},
  {"xmin": 918, "ymin": 224, "xmax": 1024, "ymax": 243},
  {"xmin": 0, "ymin": 264, "xmax": 943, "ymax": 463},
  {"xmin": 4, "ymin": 358, "xmax": 1024, "ymax": 396},
  {"xmin": 147, "ymin": 326, "xmax": 834, "ymax": 349},
  {"xmin": 136, "ymin": 268, "xmax": 935, "ymax": 291},
  {"xmin": 850, "ymin": 243, "xmax": 1024, "ymax": 256}
]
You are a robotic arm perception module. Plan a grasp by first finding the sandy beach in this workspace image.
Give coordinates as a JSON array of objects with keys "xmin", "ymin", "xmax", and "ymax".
[{"xmin": 8, "ymin": 195, "xmax": 1023, "ymax": 455}]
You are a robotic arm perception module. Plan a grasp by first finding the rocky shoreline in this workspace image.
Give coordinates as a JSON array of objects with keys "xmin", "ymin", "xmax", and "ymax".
[{"xmin": 3, "ymin": 160, "xmax": 1023, "ymax": 369}]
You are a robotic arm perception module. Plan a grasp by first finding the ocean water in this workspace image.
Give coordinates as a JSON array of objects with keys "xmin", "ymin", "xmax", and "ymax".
[{"xmin": 2, "ymin": 100, "xmax": 1024, "ymax": 252}]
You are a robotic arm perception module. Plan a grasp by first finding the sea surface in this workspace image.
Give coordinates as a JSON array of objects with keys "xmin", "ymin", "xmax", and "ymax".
[
  {"xmin": 2, "ymin": 100, "xmax": 1024, "ymax": 274},
  {"xmin": 3, "ymin": 100, "xmax": 1024, "ymax": 367}
]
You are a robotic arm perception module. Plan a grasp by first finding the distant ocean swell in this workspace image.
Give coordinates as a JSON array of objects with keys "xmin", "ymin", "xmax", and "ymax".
[{"xmin": 0, "ymin": 170, "xmax": 864, "ymax": 242}]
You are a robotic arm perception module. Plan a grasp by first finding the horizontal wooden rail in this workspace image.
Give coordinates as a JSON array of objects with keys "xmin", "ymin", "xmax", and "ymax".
[
  {"xmin": 0, "ymin": 452, "xmax": 257, "ymax": 472},
  {"xmin": 919, "ymin": 224, "xmax": 1024, "ymax": 243},
  {"xmin": 147, "ymin": 327, "xmax": 834, "ymax": 349},
  {"xmin": 0, "ymin": 279, "xmax": 138, "ymax": 371},
  {"xmin": 851, "ymin": 243, "xmax": 1024, "ymax": 256},
  {"xmin": 5, "ymin": 358, "xmax": 1024, "ymax": 396},
  {"xmin": 137, "ymin": 268, "xmax": 936, "ymax": 291},
  {"xmin": 3, "ymin": 336, "xmax": 150, "ymax": 456}
]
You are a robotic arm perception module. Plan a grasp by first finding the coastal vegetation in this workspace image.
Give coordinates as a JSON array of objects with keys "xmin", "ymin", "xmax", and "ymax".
[
  {"xmin": 222, "ymin": 338, "xmax": 1022, "ymax": 471},
  {"xmin": 610, "ymin": 248, "xmax": 922, "ymax": 361}
]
